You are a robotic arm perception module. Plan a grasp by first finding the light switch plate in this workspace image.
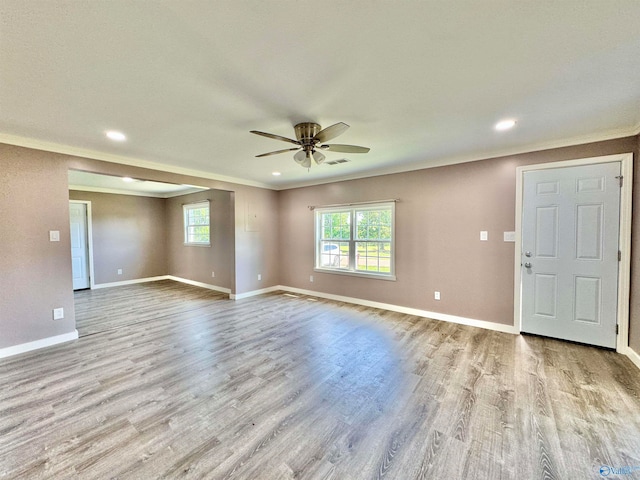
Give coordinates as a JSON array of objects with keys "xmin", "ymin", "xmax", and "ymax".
[
  {"xmin": 53, "ymin": 308, "xmax": 64, "ymax": 320},
  {"xmin": 504, "ymin": 231, "xmax": 516, "ymax": 242},
  {"xmin": 49, "ymin": 230, "xmax": 60, "ymax": 242},
  {"xmin": 480, "ymin": 231, "xmax": 488, "ymax": 241}
]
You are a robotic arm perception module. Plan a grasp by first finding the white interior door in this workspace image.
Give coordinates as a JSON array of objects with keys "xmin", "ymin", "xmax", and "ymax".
[
  {"xmin": 70, "ymin": 202, "xmax": 90, "ymax": 290},
  {"xmin": 521, "ymin": 162, "xmax": 620, "ymax": 348}
]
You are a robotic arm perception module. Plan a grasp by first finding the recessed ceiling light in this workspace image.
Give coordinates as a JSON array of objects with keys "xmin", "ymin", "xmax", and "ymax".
[
  {"xmin": 106, "ymin": 130, "xmax": 126, "ymax": 141},
  {"xmin": 272, "ymin": 171, "xmax": 282, "ymax": 176},
  {"xmin": 495, "ymin": 119, "xmax": 516, "ymax": 131},
  {"xmin": 122, "ymin": 177, "xmax": 135, "ymax": 183}
]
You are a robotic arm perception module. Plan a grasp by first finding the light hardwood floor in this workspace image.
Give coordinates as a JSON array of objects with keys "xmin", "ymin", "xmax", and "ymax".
[{"xmin": 1, "ymin": 280, "xmax": 639, "ymax": 479}]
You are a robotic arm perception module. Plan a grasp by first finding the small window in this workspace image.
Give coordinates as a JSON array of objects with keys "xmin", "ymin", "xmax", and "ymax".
[
  {"xmin": 183, "ymin": 201, "xmax": 210, "ymax": 246},
  {"xmin": 315, "ymin": 202, "xmax": 395, "ymax": 280}
]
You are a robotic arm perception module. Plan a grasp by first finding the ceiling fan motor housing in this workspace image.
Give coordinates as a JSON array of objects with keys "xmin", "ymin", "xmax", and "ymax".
[{"xmin": 294, "ymin": 123, "xmax": 321, "ymax": 143}]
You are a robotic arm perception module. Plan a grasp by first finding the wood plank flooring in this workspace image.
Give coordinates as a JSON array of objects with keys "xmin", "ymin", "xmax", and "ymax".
[{"xmin": 1, "ymin": 280, "xmax": 639, "ymax": 479}]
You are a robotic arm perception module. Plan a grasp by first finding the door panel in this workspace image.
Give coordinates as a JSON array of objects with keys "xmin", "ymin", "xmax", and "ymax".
[
  {"xmin": 521, "ymin": 162, "xmax": 620, "ymax": 348},
  {"xmin": 576, "ymin": 204, "xmax": 603, "ymax": 260},
  {"xmin": 534, "ymin": 274, "xmax": 557, "ymax": 318},
  {"xmin": 535, "ymin": 206, "xmax": 558, "ymax": 257},
  {"xmin": 574, "ymin": 276, "xmax": 600, "ymax": 324}
]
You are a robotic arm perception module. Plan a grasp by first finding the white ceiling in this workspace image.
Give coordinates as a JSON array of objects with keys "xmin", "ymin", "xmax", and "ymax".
[{"xmin": 2, "ymin": 1, "xmax": 640, "ymax": 190}]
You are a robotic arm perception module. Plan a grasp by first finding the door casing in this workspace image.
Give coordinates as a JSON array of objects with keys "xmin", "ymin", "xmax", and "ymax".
[{"xmin": 514, "ymin": 153, "xmax": 633, "ymax": 353}]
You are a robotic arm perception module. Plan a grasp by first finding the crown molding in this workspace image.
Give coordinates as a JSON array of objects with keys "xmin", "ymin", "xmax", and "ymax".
[
  {"xmin": 0, "ymin": 133, "xmax": 273, "ymax": 190},
  {"xmin": 2, "ymin": 121, "xmax": 638, "ymax": 192},
  {"xmin": 68, "ymin": 184, "xmax": 205, "ymax": 199},
  {"xmin": 274, "ymin": 124, "xmax": 640, "ymax": 190}
]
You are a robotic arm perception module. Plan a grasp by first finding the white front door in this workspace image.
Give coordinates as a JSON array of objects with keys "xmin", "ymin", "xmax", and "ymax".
[
  {"xmin": 69, "ymin": 202, "xmax": 90, "ymax": 290},
  {"xmin": 521, "ymin": 162, "xmax": 620, "ymax": 348}
]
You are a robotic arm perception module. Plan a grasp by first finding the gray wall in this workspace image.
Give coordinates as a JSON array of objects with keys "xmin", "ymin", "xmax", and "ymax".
[
  {"xmin": 279, "ymin": 137, "xmax": 638, "ymax": 336},
  {"xmin": 234, "ymin": 187, "xmax": 280, "ymax": 294},
  {"xmin": 166, "ymin": 189, "xmax": 233, "ymax": 289},
  {"xmin": 63, "ymin": 155, "xmax": 279, "ymax": 296},
  {"xmin": 69, "ymin": 190, "xmax": 168, "ymax": 284},
  {"xmin": 0, "ymin": 144, "xmax": 280, "ymax": 350},
  {"xmin": 0, "ymin": 145, "xmax": 76, "ymax": 348},
  {"xmin": 1, "ymin": 136, "xmax": 639, "ymax": 356}
]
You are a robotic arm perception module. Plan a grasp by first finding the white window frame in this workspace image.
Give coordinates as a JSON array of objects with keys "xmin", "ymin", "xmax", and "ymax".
[
  {"xmin": 314, "ymin": 201, "xmax": 396, "ymax": 281},
  {"xmin": 183, "ymin": 201, "xmax": 211, "ymax": 246}
]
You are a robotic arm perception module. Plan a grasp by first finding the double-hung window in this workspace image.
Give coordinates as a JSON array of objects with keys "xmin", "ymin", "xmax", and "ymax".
[
  {"xmin": 183, "ymin": 201, "xmax": 210, "ymax": 246},
  {"xmin": 315, "ymin": 201, "xmax": 395, "ymax": 280}
]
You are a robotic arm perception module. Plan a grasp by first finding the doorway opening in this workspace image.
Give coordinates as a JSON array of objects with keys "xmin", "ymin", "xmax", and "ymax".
[{"xmin": 69, "ymin": 200, "xmax": 94, "ymax": 290}]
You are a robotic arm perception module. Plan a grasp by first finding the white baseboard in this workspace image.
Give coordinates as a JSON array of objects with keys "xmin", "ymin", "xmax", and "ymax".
[
  {"xmin": 167, "ymin": 276, "xmax": 231, "ymax": 295},
  {"xmin": 232, "ymin": 285, "xmax": 519, "ymax": 335},
  {"xmin": 92, "ymin": 276, "xmax": 170, "ymax": 289},
  {"xmin": 625, "ymin": 346, "xmax": 640, "ymax": 371},
  {"xmin": 230, "ymin": 285, "xmax": 281, "ymax": 300},
  {"xmin": 92, "ymin": 275, "xmax": 232, "ymax": 295},
  {"xmin": 0, "ymin": 330, "xmax": 79, "ymax": 359}
]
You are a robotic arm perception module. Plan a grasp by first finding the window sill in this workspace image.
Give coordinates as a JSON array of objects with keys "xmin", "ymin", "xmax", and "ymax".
[
  {"xmin": 183, "ymin": 243, "xmax": 211, "ymax": 247},
  {"xmin": 314, "ymin": 267, "xmax": 396, "ymax": 281}
]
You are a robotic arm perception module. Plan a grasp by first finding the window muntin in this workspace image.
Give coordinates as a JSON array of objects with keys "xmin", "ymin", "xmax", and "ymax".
[
  {"xmin": 315, "ymin": 202, "xmax": 395, "ymax": 279},
  {"xmin": 183, "ymin": 201, "xmax": 210, "ymax": 246}
]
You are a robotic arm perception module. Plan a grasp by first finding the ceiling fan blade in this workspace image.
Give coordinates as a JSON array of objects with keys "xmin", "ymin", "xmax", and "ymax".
[
  {"xmin": 312, "ymin": 150, "xmax": 326, "ymax": 164},
  {"xmin": 319, "ymin": 144, "xmax": 370, "ymax": 154},
  {"xmin": 294, "ymin": 150, "xmax": 312, "ymax": 168},
  {"xmin": 250, "ymin": 130, "xmax": 300, "ymax": 146},
  {"xmin": 313, "ymin": 122, "xmax": 349, "ymax": 143},
  {"xmin": 255, "ymin": 147, "xmax": 301, "ymax": 158}
]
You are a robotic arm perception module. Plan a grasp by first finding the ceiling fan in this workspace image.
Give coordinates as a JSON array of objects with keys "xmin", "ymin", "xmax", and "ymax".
[{"xmin": 250, "ymin": 122, "xmax": 370, "ymax": 168}]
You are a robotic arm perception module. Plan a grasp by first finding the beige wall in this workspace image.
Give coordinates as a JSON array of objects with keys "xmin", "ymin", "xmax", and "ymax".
[
  {"xmin": 64, "ymin": 157, "xmax": 279, "ymax": 296},
  {"xmin": 279, "ymin": 137, "xmax": 638, "ymax": 331},
  {"xmin": 234, "ymin": 187, "xmax": 280, "ymax": 295},
  {"xmin": 2, "ymin": 136, "xmax": 639, "ymax": 355},
  {"xmin": 1, "ymin": 144, "xmax": 280, "ymax": 350},
  {"xmin": 166, "ymin": 189, "xmax": 233, "ymax": 289},
  {"xmin": 0, "ymin": 145, "xmax": 76, "ymax": 348},
  {"xmin": 68, "ymin": 190, "xmax": 168, "ymax": 284}
]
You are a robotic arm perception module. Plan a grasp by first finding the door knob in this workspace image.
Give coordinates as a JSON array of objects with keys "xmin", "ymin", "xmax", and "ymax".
[
  {"xmin": 525, "ymin": 251, "xmax": 532, "ymax": 257},
  {"xmin": 524, "ymin": 262, "xmax": 532, "ymax": 268}
]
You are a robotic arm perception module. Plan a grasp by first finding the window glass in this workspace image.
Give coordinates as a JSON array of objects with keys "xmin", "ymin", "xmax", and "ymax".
[
  {"xmin": 184, "ymin": 201, "xmax": 210, "ymax": 245},
  {"xmin": 315, "ymin": 202, "xmax": 394, "ymax": 278}
]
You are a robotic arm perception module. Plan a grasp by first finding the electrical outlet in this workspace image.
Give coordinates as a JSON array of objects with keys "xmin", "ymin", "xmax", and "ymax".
[
  {"xmin": 257, "ymin": 274, "xmax": 262, "ymax": 281},
  {"xmin": 117, "ymin": 269, "xmax": 123, "ymax": 275},
  {"xmin": 53, "ymin": 308, "xmax": 64, "ymax": 320},
  {"xmin": 310, "ymin": 275, "xmax": 314, "ymax": 282},
  {"xmin": 434, "ymin": 291, "xmax": 441, "ymax": 300}
]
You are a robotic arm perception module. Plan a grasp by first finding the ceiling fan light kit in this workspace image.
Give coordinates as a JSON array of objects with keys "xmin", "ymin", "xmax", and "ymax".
[{"xmin": 250, "ymin": 122, "xmax": 370, "ymax": 169}]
